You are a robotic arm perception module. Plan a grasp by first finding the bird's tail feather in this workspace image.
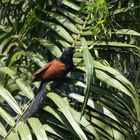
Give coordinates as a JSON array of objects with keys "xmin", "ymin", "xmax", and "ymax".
[{"xmin": 23, "ymin": 81, "xmax": 47, "ymax": 120}]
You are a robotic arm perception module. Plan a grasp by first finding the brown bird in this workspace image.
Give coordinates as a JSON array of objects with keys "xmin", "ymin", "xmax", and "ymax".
[{"xmin": 23, "ymin": 47, "xmax": 75, "ymax": 119}]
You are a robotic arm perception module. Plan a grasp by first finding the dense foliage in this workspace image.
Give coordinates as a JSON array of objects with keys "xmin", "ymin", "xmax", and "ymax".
[{"xmin": 0, "ymin": 0, "xmax": 140, "ymax": 139}]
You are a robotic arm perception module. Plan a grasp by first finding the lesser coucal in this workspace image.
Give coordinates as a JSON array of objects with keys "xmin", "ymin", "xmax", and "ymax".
[{"xmin": 23, "ymin": 47, "xmax": 75, "ymax": 119}]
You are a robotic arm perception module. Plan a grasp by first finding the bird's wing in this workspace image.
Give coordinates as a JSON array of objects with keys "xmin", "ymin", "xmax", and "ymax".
[{"xmin": 33, "ymin": 61, "xmax": 53, "ymax": 77}]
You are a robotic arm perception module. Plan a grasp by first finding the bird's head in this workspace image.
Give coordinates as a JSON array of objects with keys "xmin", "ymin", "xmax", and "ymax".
[
  {"xmin": 59, "ymin": 47, "xmax": 75, "ymax": 66},
  {"xmin": 63, "ymin": 47, "xmax": 75, "ymax": 55}
]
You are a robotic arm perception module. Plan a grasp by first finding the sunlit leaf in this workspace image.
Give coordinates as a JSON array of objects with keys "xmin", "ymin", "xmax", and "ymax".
[
  {"xmin": 0, "ymin": 86, "xmax": 22, "ymax": 114},
  {"xmin": 57, "ymin": 7, "xmax": 84, "ymax": 24},
  {"xmin": 0, "ymin": 123, "xmax": 7, "ymax": 137},
  {"xmin": 49, "ymin": 12, "xmax": 79, "ymax": 34},
  {"xmin": 47, "ymin": 92, "xmax": 88, "ymax": 140},
  {"xmin": 15, "ymin": 78, "xmax": 34, "ymax": 100},
  {"xmin": 0, "ymin": 107, "xmax": 15, "ymax": 127},
  {"xmin": 17, "ymin": 121, "xmax": 32, "ymax": 140},
  {"xmin": 58, "ymin": 0, "xmax": 80, "ymax": 11},
  {"xmin": 28, "ymin": 118, "xmax": 48, "ymax": 140},
  {"xmin": 115, "ymin": 29, "xmax": 140, "ymax": 36}
]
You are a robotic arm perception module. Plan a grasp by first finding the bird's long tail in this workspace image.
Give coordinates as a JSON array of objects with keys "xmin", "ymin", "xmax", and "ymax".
[{"xmin": 23, "ymin": 81, "xmax": 47, "ymax": 120}]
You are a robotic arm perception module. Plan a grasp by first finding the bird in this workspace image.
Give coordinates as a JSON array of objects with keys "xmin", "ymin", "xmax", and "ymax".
[{"xmin": 23, "ymin": 47, "xmax": 75, "ymax": 120}]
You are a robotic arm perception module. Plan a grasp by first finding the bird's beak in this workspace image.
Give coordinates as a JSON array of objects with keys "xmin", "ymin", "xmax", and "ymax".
[
  {"xmin": 70, "ymin": 47, "xmax": 75, "ymax": 54},
  {"xmin": 72, "ymin": 48, "xmax": 75, "ymax": 53}
]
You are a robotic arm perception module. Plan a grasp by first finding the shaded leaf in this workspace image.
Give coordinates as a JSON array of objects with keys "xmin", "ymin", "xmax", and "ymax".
[
  {"xmin": 38, "ymin": 20, "xmax": 74, "ymax": 43},
  {"xmin": 81, "ymin": 37, "xmax": 94, "ymax": 118}
]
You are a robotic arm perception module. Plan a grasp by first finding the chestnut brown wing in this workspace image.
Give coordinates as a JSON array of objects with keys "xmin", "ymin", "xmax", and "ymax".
[
  {"xmin": 33, "ymin": 60, "xmax": 68, "ymax": 82},
  {"xmin": 32, "ymin": 61, "xmax": 54, "ymax": 82},
  {"xmin": 33, "ymin": 61, "xmax": 54, "ymax": 77},
  {"xmin": 41, "ymin": 60, "xmax": 67, "ymax": 81}
]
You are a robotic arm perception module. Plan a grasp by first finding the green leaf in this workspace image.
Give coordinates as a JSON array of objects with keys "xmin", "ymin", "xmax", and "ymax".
[
  {"xmin": 70, "ymin": 108, "xmax": 100, "ymax": 140},
  {"xmin": 7, "ymin": 132, "xmax": 19, "ymax": 140},
  {"xmin": 8, "ymin": 51, "xmax": 22, "ymax": 66},
  {"xmin": 0, "ymin": 107, "xmax": 15, "ymax": 127},
  {"xmin": 115, "ymin": 29, "xmax": 140, "ymax": 36},
  {"xmin": 113, "ymin": 6, "xmax": 140, "ymax": 14},
  {"xmin": 69, "ymin": 93, "xmax": 94, "ymax": 108},
  {"xmin": 0, "ymin": 86, "xmax": 22, "ymax": 114},
  {"xmin": 77, "ymin": 60, "xmax": 140, "ymax": 120},
  {"xmin": 28, "ymin": 118, "xmax": 48, "ymax": 140},
  {"xmin": 17, "ymin": 121, "xmax": 32, "ymax": 140},
  {"xmin": 92, "ymin": 41, "xmax": 140, "ymax": 53},
  {"xmin": 49, "ymin": 12, "xmax": 79, "ymax": 34},
  {"xmin": 33, "ymin": 38, "xmax": 62, "ymax": 57},
  {"xmin": 44, "ymin": 106, "xmax": 63, "ymax": 124},
  {"xmin": 58, "ymin": 0, "xmax": 80, "ymax": 11},
  {"xmin": 58, "ymin": 39, "xmax": 71, "ymax": 48},
  {"xmin": 0, "ymin": 67, "xmax": 16, "ymax": 79},
  {"xmin": 93, "ymin": 60, "xmax": 135, "ymax": 93},
  {"xmin": 44, "ymin": 107, "xmax": 74, "ymax": 140},
  {"xmin": 43, "ymin": 124, "xmax": 62, "ymax": 139},
  {"xmin": 38, "ymin": 20, "xmax": 74, "ymax": 43},
  {"xmin": 57, "ymin": 7, "xmax": 84, "ymax": 24},
  {"xmin": 19, "ymin": 9, "xmax": 36, "ymax": 39},
  {"xmin": 0, "ymin": 37, "xmax": 11, "ymax": 54},
  {"xmin": 81, "ymin": 37, "xmax": 94, "ymax": 118},
  {"xmin": 0, "ymin": 67, "xmax": 34, "ymax": 99},
  {"xmin": 47, "ymin": 92, "xmax": 88, "ymax": 140},
  {"xmin": 0, "ymin": 123, "xmax": 7, "ymax": 137},
  {"xmin": 15, "ymin": 78, "xmax": 34, "ymax": 100},
  {"xmin": 25, "ymin": 52, "xmax": 46, "ymax": 67}
]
